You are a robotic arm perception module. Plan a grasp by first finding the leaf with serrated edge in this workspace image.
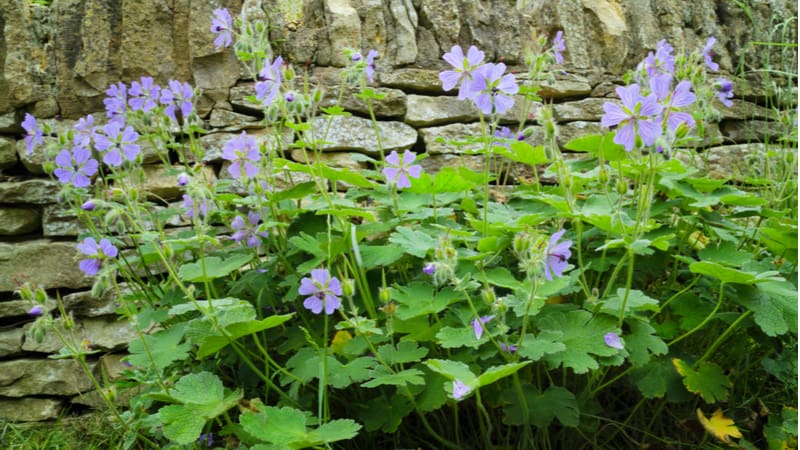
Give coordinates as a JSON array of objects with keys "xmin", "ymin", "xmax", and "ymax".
[{"xmin": 697, "ymin": 409, "xmax": 742, "ymax": 446}]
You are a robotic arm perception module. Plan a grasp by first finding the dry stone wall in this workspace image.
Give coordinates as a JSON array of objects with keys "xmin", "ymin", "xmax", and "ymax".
[{"xmin": 0, "ymin": 0, "xmax": 796, "ymax": 421}]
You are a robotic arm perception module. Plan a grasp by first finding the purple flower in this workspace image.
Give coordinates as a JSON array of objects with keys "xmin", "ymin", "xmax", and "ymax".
[
  {"xmin": 298, "ymin": 269, "xmax": 343, "ymax": 315},
  {"xmin": 600, "ymin": 84, "xmax": 662, "ymax": 151},
  {"xmin": 77, "ymin": 237, "xmax": 118, "ymax": 276},
  {"xmin": 423, "ymin": 263, "xmax": 435, "ymax": 275},
  {"xmin": 103, "ymin": 82, "xmax": 127, "ymax": 121},
  {"xmin": 222, "ymin": 131, "xmax": 260, "ymax": 179},
  {"xmin": 472, "ymin": 315, "xmax": 494, "ymax": 339},
  {"xmin": 94, "ymin": 121, "xmax": 140, "ymax": 166},
  {"xmin": 499, "ymin": 343, "xmax": 518, "ymax": 353},
  {"xmin": 128, "ymin": 76, "xmax": 160, "ymax": 112},
  {"xmin": 28, "ymin": 305, "xmax": 43, "ymax": 317},
  {"xmin": 465, "ymin": 63, "xmax": 519, "ymax": 115},
  {"xmin": 604, "ymin": 332, "xmax": 624, "ymax": 350},
  {"xmin": 255, "ymin": 56, "xmax": 283, "ymax": 107},
  {"xmin": 383, "ymin": 150, "xmax": 422, "ymax": 189},
  {"xmin": 365, "ymin": 50, "xmax": 378, "ymax": 83},
  {"xmin": 53, "ymin": 146, "xmax": 99, "ymax": 188},
  {"xmin": 650, "ymin": 74, "xmax": 696, "ymax": 131},
  {"xmin": 182, "ymin": 194, "xmax": 210, "ymax": 219},
  {"xmin": 198, "ymin": 432, "xmax": 213, "ymax": 448},
  {"xmin": 177, "ymin": 173, "xmax": 189, "ymax": 186},
  {"xmin": 81, "ymin": 200, "xmax": 96, "ymax": 211},
  {"xmin": 21, "ymin": 113, "xmax": 44, "ymax": 155},
  {"xmin": 211, "ymin": 8, "xmax": 233, "ymax": 49},
  {"xmin": 552, "ymin": 30, "xmax": 566, "ymax": 64},
  {"xmin": 159, "ymin": 80, "xmax": 194, "ymax": 122},
  {"xmin": 231, "ymin": 211, "xmax": 269, "ymax": 247},
  {"xmin": 703, "ymin": 36, "xmax": 719, "ymax": 72},
  {"xmin": 452, "ymin": 379, "xmax": 471, "ymax": 400},
  {"xmin": 73, "ymin": 114, "xmax": 99, "ymax": 148},
  {"xmin": 439, "ymin": 45, "xmax": 485, "ymax": 100},
  {"xmin": 714, "ymin": 77, "xmax": 734, "ymax": 107},
  {"xmin": 639, "ymin": 39, "xmax": 675, "ymax": 79},
  {"xmin": 544, "ymin": 229, "xmax": 572, "ymax": 281}
]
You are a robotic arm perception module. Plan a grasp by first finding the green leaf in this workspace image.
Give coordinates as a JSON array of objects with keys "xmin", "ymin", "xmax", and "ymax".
[
  {"xmin": 360, "ymin": 395, "xmax": 413, "ymax": 433},
  {"xmin": 306, "ymin": 419, "xmax": 361, "ymax": 445},
  {"xmin": 423, "ymin": 359, "xmax": 477, "ymax": 386},
  {"xmin": 240, "ymin": 404, "xmax": 308, "ymax": 445},
  {"xmin": 600, "ymin": 289, "xmax": 660, "ymax": 318},
  {"xmin": 517, "ymin": 331, "xmax": 567, "ymax": 361},
  {"xmin": 197, "ymin": 314, "xmax": 294, "ymax": 358},
  {"xmin": 494, "ymin": 142, "xmax": 548, "ymax": 165},
  {"xmin": 160, "ymin": 405, "xmax": 206, "ymax": 444},
  {"xmin": 393, "ymin": 283, "xmax": 461, "ymax": 320},
  {"xmin": 564, "ymin": 134, "xmax": 601, "ymax": 153},
  {"xmin": 431, "ymin": 167, "xmax": 477, "ymax": 193},
  {"xmin": 177, "ymin": 254, "xmax": 253, "ymax": 282},
  {"xmin": 414, "ymin": 371, "xmax": 448, "ymax": 412},
  {"xmin": 502, "ymin": 384, "xmax": 579, "ymax": 427},
  {"xmin": 631, "ymin": 358, "xmax": 686, "ymax": 399},
  {"xmin": 672, "ymin": 359, "xmax": 731, "ymax": 403},
  {"xmin": 624, "ymin": 319, "xmax": 668, "ymax": 367},
  {"xmin": 477, "ymin": 362, "xmax": 531, "ymax": 387},
  {"xmin": 271, "ymin": 181, "xmax": 317, "ymax": 201},
  {"xmin": 127, "ymin": 324, "xmax": 191, "ymax": 371},
  {"xmin": 362, "ymin": 367, "xmax": 425, "ymax": 388},
  {"xmin": 735, "ymin": 281, "xmax": 798, "ymax": 336},
  {"xmin": 698, "ymin": 242, "xmax": 753, "ymax": 267},
  {"xmin": 376, "ymin": 341, "xmax": 429, "ymax": 365},
  {"xmin": 436, "ymin": 326, "xmax": 484, "ymax": 349},
  {"xmin": 690, "ymin": 261, "xmax": 756, "ymax": 284},
  {"xmin": 328, "ymin": 357, "xmax": 374, "ymax": 389},
  {"xmin": 388, "ymin": 227, "xmax": 438, "ymax": 258},
  {"xmin": 537, "ymin": 309, "xmax": 619, "ymax": 374},
  {"xmin": 358, "ymin": 244, "xmax": 405, "ymax": 269},
  {"xmin": 484, "ymin": 267, "xmax": 523, "ymax": 290}
]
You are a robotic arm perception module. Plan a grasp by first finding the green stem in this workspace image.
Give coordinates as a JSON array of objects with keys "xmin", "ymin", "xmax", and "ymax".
[
  {"xmin": 695, "ymin": 310, "xmax": 752, "ymax": 367},
  {"xmin": 668, "ymin": 282, "xmax": 726, "ymax": 347}
]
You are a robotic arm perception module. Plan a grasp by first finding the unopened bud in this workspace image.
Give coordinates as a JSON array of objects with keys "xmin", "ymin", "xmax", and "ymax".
[
  {"xmin": 481, "ymin": 288, "xmax": 496, "ymax": 306},
  {"xmin": 616, "ymin": 180, "xmax": 628, "ymax": 195},
  {"xmin": 341, "ymin": 278, "xmax": 356, "ymax": 297},
  {"xmin": 378, "ymin": 286, "xmax": 392, "ymax": 303}
]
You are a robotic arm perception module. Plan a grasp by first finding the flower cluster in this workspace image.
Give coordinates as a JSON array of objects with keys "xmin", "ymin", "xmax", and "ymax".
[
  {"xmin": 601, "ymin": 37, "xmax": 731, "ymax": 152},
  {"xmin": 438, "ymin": 45, "xmax": 519, "ymax": 115}
]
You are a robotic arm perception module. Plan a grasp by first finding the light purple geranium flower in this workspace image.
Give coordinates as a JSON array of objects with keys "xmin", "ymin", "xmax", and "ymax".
[
  {"xmin": 159, "ymin": 80, "xmax": 194, "ymax": 122},
  {"xmin": 439, "ymin": 45, "xmax": 485, "ymax": 100},
  {"xmin": 702, "ymin": 36, "xmax": 719, "ymax": 72},
  {"xmin": 231, "ymin": 211, "xmax": 269, "ymax": 247},
  {"xmin": 177, "ymin": 173, "xmax": 189, "ymax": 186},
  {"xmin": 472, "ymin": 315, "xmax": 494, "ymax": 339},
  {"xmin": 182, "ymin": 194, "xmax": 210, "ymax": 219},
  {"xmin": 77, "ymin": 237, "xmax": 118, "ymax": 276},
  {"xmin": 73, "ymin": 114, "xmax": 99, "ymax": 148},
  {"xmin": 128, "ymin": 76, "xmax": 160, "ymax": 112},
  {"xmin": 601, "ymin": 84, "xmax": 662, "ymax": 151},
  {"xmin": 465, "ymin": 62, "xmax": 519, "ymax": 115},
  {"xmin": 364, "ymin": 50, "xmax": 378, "ymax": 83},
  {"xmin": 211, "ymin": 8, "xmax": 234, "ymax": 49},
  {"xmin": 94, "ymin": 121, "xmax": 140, "ymax": 166},
  {"xmin": 21, "ymin": 113, "xmax": 44, "ymax": 155},
  {"xmin": 198, "ymin": 432, "xmax": 213, "ymax": 448},
  {"xmin": 383, "ymin": 150, "xmax": 422, "ymax": 189},
  {"xmin": 53, "ymin": 146, "xmax": 99, "ymax": 188},
  {"xmin": 544, "ymin": 229, "xmax": 572, "ymax": 281},
  {"xmin": 81, "ymin": 200, "xmax": 96, "ymax": 211},
  {"xmin": 639, "ymin": 39, "xmax": 675, "ymax": 79},
  {"xmin": 499, "ymin": 343, "xmax": 518, "ymax": 353},
  {"xmin": 29, "ymin": 305, "xmax": 43, "ymax": 317},
  {"xmin": 423, "ymin": 263, "xmax": 435, "ymax": 275},
  {"xmin": 553, "ymin": 30, "xmax": 566, "ymax": 64},
  {"xmin": 650, "ymin": 74, "xmax": 696, "ymax": 131},
  {"xmin": 452, "ymin": 379, "xmax": 471, "ymax": 400},
  {"xmin": 255, "ymin": 56, "xmax": 283, "ymax": 107},
  {"xmin": 604, "ymin": 332, "xmax": 624, "ymax": 350},
  {"xmin": 222, "ymin": 131, "xmax": 260, "ymax": 179},
  {"xmin": 714, "ymin": 77, "xmax": 734, "ymax": 107},
  {"xmin": 103, "ymin": 82, "xmax": 127, "ymax": 121},
  {"xmin": 298, "ymin": 268, "xmax": 343, "ymax": 315}
]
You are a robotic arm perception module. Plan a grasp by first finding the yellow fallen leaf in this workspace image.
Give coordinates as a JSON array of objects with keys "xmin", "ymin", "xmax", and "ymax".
[{"xmin": 697, "ymin": 408, "xmax": 742, "ymax": 446}]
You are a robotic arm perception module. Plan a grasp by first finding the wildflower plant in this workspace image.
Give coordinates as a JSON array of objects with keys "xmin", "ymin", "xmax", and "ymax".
[{"xmin": 22, "ymin": 7, "xmax": 797, "ymax": 450}]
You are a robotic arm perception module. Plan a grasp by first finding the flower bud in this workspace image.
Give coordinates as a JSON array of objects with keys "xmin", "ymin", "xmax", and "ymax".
[
  {"xmin": 378, "ymin": 286, "xmax": 392, "ymax": 303},
  {"xmin": 423, "ymin": 263, "xmax": 435, "ymax": 276},
  {"xmin": 598, "ymin": 168, "xmax": 609, "ymax": 185},
  {"xmin": 28, "ymin": 305, "xmax": 43, "ymax": 317},
  {"xmin": 34, "ymin": 288, "xmax": 47, "ymax": 304},
  {"xmin": 177, "ymin": 173, "xmax": 189, "ymax": 186},
  {"xmin": 81, "ymin": 200, "xmax": 96, "ymax": 211},
  {"xmin": 481, "ymin": 287, "xmax": 496, "ymax": 306},
  {"xmin": 62, "ymin": 314, "xmax": 74, "ymax": 330},
  {"xmin": 616, "ymin": 180, "xmax": 628, "ymax": 195},
  {"xmin": 341, "ymin": 278, "xmax": 356, "ymax": 297}
]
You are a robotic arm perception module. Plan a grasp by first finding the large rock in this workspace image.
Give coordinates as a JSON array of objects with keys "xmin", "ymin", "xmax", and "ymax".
[
  {"xmin": 0, "ymin": 178, "xmax": 60, "ymax": 204},
  {"xmin": 309, "ymin": 115, "xmax": 417, "ymax": 156},
  {"xmin": 387, "ymin": 0, "xmax": 418, "ymax": 65},
  {"xmin": 0, "ymin": 358, "xmax": 94, "ymax": 397},
  {"xmin": 23, "ymin": 317, "xmax": 136, "ymax": 353},
  {"xmin": 379, "ymin": 69, "xmax": 443, "ymax": 93},
  {"xmin": 319, "ymin": 86, "xmax": 407, "ymax": 118},
  {"xmin": 324, "ymin": 0, "xmax": 362, "ymax": 67},
  {"xmin": 0, "ymin": 398, "xmax": 62, "ymax": 422},
  {"xmin": 0, "ymin": 206, "xmax": 41, "ymax": 235},
  {"xmin": 0, "ymin": 239, "xmax": 93, "ymax": 292},
  {"xmin": 62, "ymin": 284, "xmax": 129, "ymax": 317},
  {"xmin": 0, "ymin": 328, "xmax": 24, "ymax": 358},
  {"xmin": 418, "ymin": 122, "xmax": 483, "ymax": 155},
  {"xmin": 0, "ymin": 137, "xmax": 18, "ymax": 169},
  {"xmin": 0, "ymin": 299, "xmax": 58, "ymax": 320}
]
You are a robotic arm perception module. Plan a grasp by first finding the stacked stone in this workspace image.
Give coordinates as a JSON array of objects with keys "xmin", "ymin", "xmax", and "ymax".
[{"xmin": 0, "ymin": 0, "xmax": 795, "ymax": 421}]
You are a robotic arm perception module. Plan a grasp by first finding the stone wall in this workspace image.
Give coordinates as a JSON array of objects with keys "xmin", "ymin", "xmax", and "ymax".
[{"xmin": 0, "ymin": 0, "xmax": 796, "ymax": 421}]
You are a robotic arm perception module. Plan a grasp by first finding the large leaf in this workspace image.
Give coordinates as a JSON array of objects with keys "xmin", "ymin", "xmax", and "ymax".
[
  {"xmin": 376, "ymin": 341, "xmax": 429, "ymax": 365},
  {"xmin": 241, "ymin": 402, "xmax": 361, "ymax": 448},
  {"xmin": 735, "ymin": 281, "xmax": 798, "ymax": 336},
  {"xmin": 673, "ymin": 359, "xmax": 731, "ymax": 403},
  {"xmin": 393, "ymin": 283, "xmax": 461, "ymax": 320},
  {"xmin": 502, "ymin": 384, "xmax": 580, "ymax": 427},
  {"xmin": 537, "ymin": 309, "xmax": 620, "ymax": 373},
  {"xmin": 127, "ymin": 324, "xmax": 191, "ymax": 372},
  {"xmin": 197, "ymin": 314, "xmax": 294, "ymax": 358},
  {"xmin": 477, "ymin": 362, "xmax": 531, "ymax": 387},
  {"xmin": 388, "ymin": 227, "xmax": 438, "ymax": 258},
  {"xmin": 697, "ymin": 409, "xmax": 743, "ymax": 446},
  {"xmin": 361, "ymin": 367, "xmax": 425, "ymax": 388},
  {"xmin": 177, "ymin": 254, "xmax": 253, "ymax": 282}
]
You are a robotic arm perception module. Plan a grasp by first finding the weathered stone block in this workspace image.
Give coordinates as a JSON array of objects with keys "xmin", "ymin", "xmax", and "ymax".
[
  {"xmin": 309, "ymin": 115, "xmax": 417, "ymax": 156},
  {"xmin": 0, "ymin": 179, "xmax": 60, "ymax": 204},
  {"xmin": 0, "ymin": 397, "xmax": 62, "ymax": 422},
  {"xmin": 0, "ymin": 137, "xmax": 18, "ymax": 169},
  {"xmin": 0, "ymin": 206, "xmax": 41, "ymax": 235},
  {"xmin": 0, "ymin": 359, "xmax": 95, "ymax": 397},
  {"xmin": 418, "ymin": 122, "xmax": 483, "ymax": 154},
  {"xmin": 0, "ymin": 328, "xmax": 24, "ymax": 358},
  {"xmin": 0, "ymin": 239, "xmax": 93, "ymax": 292}
]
